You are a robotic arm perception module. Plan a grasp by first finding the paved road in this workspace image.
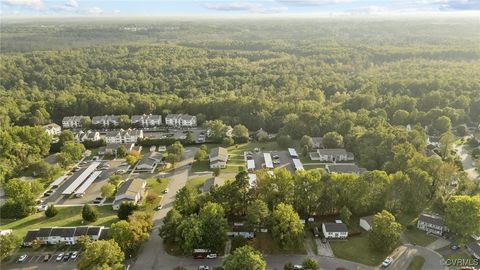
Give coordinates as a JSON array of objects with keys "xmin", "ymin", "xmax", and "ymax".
[
  {"xmin": 455, "ymin": 144, "xmax": 479, "ymax": 181},
  {"xmin": 388, "ymin": 244, "xmax": 446, "ymax": 270}
]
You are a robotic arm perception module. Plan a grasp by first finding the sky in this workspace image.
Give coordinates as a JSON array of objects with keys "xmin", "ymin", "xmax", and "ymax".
[{"xmin": 1, "ymin": 0, "xmax": 479, "ymax": 17}]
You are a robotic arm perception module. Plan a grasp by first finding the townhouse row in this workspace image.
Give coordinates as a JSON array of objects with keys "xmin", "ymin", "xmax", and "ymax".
[
  {"xmin": 62, "ymin": 113, "xmax": 197, "ymax": 128},
  {"xmin": 23, "ymin": 226, "xmax": 109, "ymax": 246}
]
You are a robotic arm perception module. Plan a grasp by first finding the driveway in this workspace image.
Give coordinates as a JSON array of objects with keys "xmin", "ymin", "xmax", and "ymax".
[
  {"xmin": 455, "ymin": 144, "xmax": 479, "ymax": 181},
  {"xmin": 316, "ymin": 239, "xmax": 334, "ymax": 257}
]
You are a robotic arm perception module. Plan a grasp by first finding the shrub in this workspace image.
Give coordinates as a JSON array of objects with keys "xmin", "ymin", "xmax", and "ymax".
[{"xmin": 45, "ymin": 204, "xmax": 58, "ymax": 218}]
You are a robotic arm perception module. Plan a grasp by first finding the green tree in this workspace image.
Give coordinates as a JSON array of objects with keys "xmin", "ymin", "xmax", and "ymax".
[
  {"xmin": 302, "ymin": 258, "xmax": 319, "ymax": 270},
  {"xmin": 204, "ymin": 120, "xmax": 232, "ymax": 143},
  {"xmin": 300, "ymin": 135, "xmax": 313, "ymax": 151},
  {"xmin": 117, "ymin": 145, "xmax": 128, "ymax": 158},
  {"xmin": 45, "ymin": 204, "xmax": 59, "ymax": 218},
  {"xmin": 445, "ymin": 195, "xmax": 480, "ymax": 239},
  {"xmin": 108, "ymin": 175, "xmax": 122, "ymax": 186},
  {"xmin": 433, "ymin": 116, "xmax": 452, "ymax": 134},
  {"xmin": 245, "ymin": 199, "xmax": 269, "ymax": 231},
  {"xmin": 392, "ymin": 109, "xmax": 410, "ymax": 126},
  {"xmin": 109, "ymin": 220, "xmax": 136, "ymax": 256},
  {"xmin": 194, "ymin": 148, "xmax": 208, "ymax": 161},
  {"xmin": 77, "ymin": 240, "xmax": 124, "ymax": 270},
  {"xmin": 59, "ymin": 130, "xmax": 75, "ymax": 145},
  {"xmin": 368, "ymin": 210, "xmax": 402, "ymax": 252},
  {"xmin": 322, "ymin": 132, "xmax": 344, "ymax": 148},
  {"xmin": 339, "ymin": 206, "xmax": 352, "ymax": 226},
  {"xmin": 117, "ymin": 201, "xmax": 139, "ymax": 220},
  {"xmin": 0, "ymin": 233, "xmax": 20, "ymax": 259},
  {"xmin": 271, "ymin": 203, "xmax": 304, "ymax": 249},
  {"xmin": 175, "ymin": 215, "xmax": 203, "ymax": 254},
  {"xmin": 199, "ymin": 202, "xmax": 228, "ymax": 253},
  {"xmin": 185, "ymin": 132, "xmax": 194, "ymax": 144},
  {"xmin": 1, "ymin": 179, "xmax": 36, "ymax": 218},
  {"xmin": 82, "ymin": 204, "xmax": 98, "ymax": 222},
  {"xmin": 222, "ymin": 137, "xmax": 234, "ymax": 147},
  {"xmin": 277, "ymin": 135, "xmax": 293, "ymax": 148},
  {"xmin": 232, "ymin": 124, "xmax": 249, "ymax": 143},
  {"xmin": 101, "ymin": 183, "xmax": 116, "ymax": 198},
  {"xmin": 223, "ymin": 245, "xmax": 266, "ymax": 270},
  {"xmin": 439, "ymin": 131, "xmax": 454, "ymax": 159},
  {"xmin": 159, "ymin": 209, "xmax": 183, "ymax": 243},
  {"xmin": 174, "ymin": 186, "xmax": 199, "ymax": 215}
]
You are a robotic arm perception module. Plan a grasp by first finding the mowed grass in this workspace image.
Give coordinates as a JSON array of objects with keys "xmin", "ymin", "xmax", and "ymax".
[
  {"xmin": 186, "ymin": 177, "xmax": 209, "ymax": 190},
  {"xmin": 330, "ymin": 233, "xmax": 392, "ymax": 266},
  {"xmin": 0, "ymin": 205, "xmax": 118, "ymax": 239},
  {"xmin": 303, "ymin": 164, "xmax": 326, "ymax": 170},
  {"xmin": 403, "ymin": 228, "xmax": 437, "ymax": 247},
  {"xmin": 191, "ymin": 160, "xmax": 210, "ymax": 172},
  {"xmin": 144, "ymin": 178, "xmax": 170, "ymax": 212},
  {"xmin": 252, "ymin": 232, "xmax": 306, "ymax": 255},
  {"xmin": 407, "ymin": 256, "xmax": 425, "ymax": 270}
]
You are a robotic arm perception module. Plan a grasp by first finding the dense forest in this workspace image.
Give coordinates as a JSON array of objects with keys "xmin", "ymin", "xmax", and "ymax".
[{"xmin": 1, "ymin": 17, "xmax": 479, "ymax": 180}]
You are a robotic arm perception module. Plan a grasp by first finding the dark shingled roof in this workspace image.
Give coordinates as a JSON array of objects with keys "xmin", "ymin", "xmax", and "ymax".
[
  {"xmin": 60, "ymin": 228, "xmax": 76, "ymax": 238},
  {"xmin": 323, "ymin": 222, "xmax": 348, "ymax": 233},
  {"xmin": 86, "ymin": 226, "xmax": 101, "ymax": 236},
  {"xmin": 74, "ymin": 226, "xmax": 88, "ymax": 236},
  {"xmin": 50, "ymin": 228, "xmax": 63, "ymax": 237},
  {"xmin": 99, "ymin": 228, "xmax": 110, "ymax": 240},
  {"xmin": 24, "ymin": 230, "xmax": 39, "ymax": 243},
  {"xmin": 467, "ymin": 242, "xmax": 480, "ymax": 256},
  {"xmin": 418, "ymin": 213, "xmax": 444, "ymax": 227},
  {"xmin": 37, "ymin": 228, "xmax": 52, "ymax": 237}
]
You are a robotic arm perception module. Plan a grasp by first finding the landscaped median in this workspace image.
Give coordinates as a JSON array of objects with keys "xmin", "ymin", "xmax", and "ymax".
[
  {"xmin": 407, "ymin": 255, "xmax": 425, "ymax": 270},
  {"xmin": 0, "ymin": 205, "xmax": 118, "ymax": 239}
]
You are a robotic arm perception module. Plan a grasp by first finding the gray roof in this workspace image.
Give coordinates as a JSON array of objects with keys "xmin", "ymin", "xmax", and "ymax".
[
  {"xmin": 86, "ymin": 226, "xmax": 102, "ymax": 236},
  {"xmin": 62, "ymin": 116, "xmax": 85, "ymax": 122},
  {"xmin": 326, "ymin": 164, "xmax": 362, "ymax": 174},
  {"xmin": 318, "ymin": 148, "xmax": 349, "ymax": 156},
  {"xmin": 361, "ymin": 215, "xmax": 374, "ymax": 226},
  {"xmin": 24, "ymin": 230, "xmax": 39, "ymax": 243},
  {"xmin": 418, "ymin": 213, "xmax": 444, "ymax": 227},
  {"xmin": 210, "ymin": 147, "xmax": 228, "ymax": 160},
  {"xmin": 467, "ymin": 242, "xmax": 480, "ymax": 256},
  {"xmin": 74, "ymin": 226, "xmax": 88, "ymax": 236},
  {"xmin": 37, "ymin": 228, "xmax": 52, "ymax": 237},
  {"xmin": 116, "ymin": 178, "xmax": 145, "ymax": 197},
  {"xmin": 99, "ymin": 228, "xmax": 110, "ymax": 240},
  {"xmin": 50, "ymin": 228, "xmax": 64, "ymax": 237},
  {"xmin": 323, "ymin": 222, "xmax": 348, "ymax": 233}
]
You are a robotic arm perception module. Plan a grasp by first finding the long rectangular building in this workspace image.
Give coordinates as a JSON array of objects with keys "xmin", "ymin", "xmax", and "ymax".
[
  {"xmin": 49, "ymin": 176, "xmax": 67, "ymax": 188},
  {"xmin": 74, "ymin": 171, "xmax": 102, "ymax": 197},
  {"xmin": 292, "ymin": 159, "xmax": 304, "ymax": 171},
  {"xmin": 288, "ymin": 148, "xmax": 298, "ymax": 157},
  {"xmin": 62, "ymin": 162, "xmax": 100, "ymax": 195},
  {"xmin": 263, "ymin": 153, "xmax": 273, "ymax": 169}
]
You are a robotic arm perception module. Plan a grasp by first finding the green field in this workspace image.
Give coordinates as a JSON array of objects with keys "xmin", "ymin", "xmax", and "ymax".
[
  {"xmin": 144, "ymin": 178, "xmax": 170, "ymax": 212},
  {"xmin": 191, "ymin": 160, "xmax": 210, "ymax": 172},
  {"xmin": 330, "ymin": 233, "xmax": 392, "ymax": 266},
  {"xmin": 0, "ymin": 205, "xmax": 118, "ymax": 239},
  {"xmin": 252, "ymin": 232, "xmax": 306, "ymax": 255},
  {"xmin": 407, "ymin": 256, "xmax": 425, "ymax": 270},
  {"xmin": 403, "ymin": 228, "xmax": 437, "ymax": 247},
  {"xmin": 186, "ymin": 177, "xmax": 209, "ymax": 190}
]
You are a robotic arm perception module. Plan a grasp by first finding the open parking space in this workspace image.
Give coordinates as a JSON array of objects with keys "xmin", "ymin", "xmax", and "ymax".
[
  {"xmin": 244, "ymin": 149, "xmax": 295, "ymax": 173},
  {"xmin": 5, "ymin": 251, "xmax": 83, "ymax": 270}
]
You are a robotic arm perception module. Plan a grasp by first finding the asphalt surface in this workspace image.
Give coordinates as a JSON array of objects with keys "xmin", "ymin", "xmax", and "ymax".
[{"xmin": 455, "ymin": 144, "xmax": 479, "ymax": 181}]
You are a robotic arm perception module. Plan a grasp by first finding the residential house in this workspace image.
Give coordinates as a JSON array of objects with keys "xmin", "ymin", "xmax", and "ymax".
[
  {"xmin": 62, "ymin": 116, "xmax": 88, "ymax": 128},
  {"xmin": 23, "ymin": 226, "xmax": 106, "ymax": 246},
  {"xmin": 105, "ymin": 129, "xmax": 143, "ymax": 144},
  {"xmin": 0, "ymin": 229, "xmax": 12, "ymax": 236},
  {"xmin": 322, "ymin": 221, "xmax": 348, "ymax": 239},
  {"xmin": 311, "ymin": 137, "xmax": 324, "ymax": 149},
  {"xmin": 467, "ymin": 241, "xmax": 480, "ymax": 260},
  {"xmin": 136, "ymin": 151, "xmax": 163, "ymax": 171},
  {"xmin": 209, "ymin": 147, "xmax": 228, "ymax": 169},
  {"xmin": 310, "ymin": 148, "xmax": 354, "ymax": 162},
  {"xmin": 359, "ymin": 215, "xmax": 374, "ymax": 231},
  {"xmin": 427, "ymin": 136, "xmax": 440, "ymax": 148},
  {"xmin": 92, "ymin": 115, "xmax": 120, "ymax": 127},
  {"xmin": 75, "ymin": 130, "xmax": 101, "ymax": 142},
  {"xmin": 165, "ymin": 114, "xmax": 197, "ymax": 127},
  {"xmin": 43, "ymin": 123, "xmax": 62, "ymax": 136},
  {"xmin": 325, "ymin": 164, "xmax": 364, "ymax": 175},
  {"xmin": 417, "ymin": 213, "xmax": 448, "ymax": 236},
  {"xmin": 112, "ymin": 178, "xmax": 146, "ymax": 210},
  {"xmin": 131, "ymin": 114, "xmax": 162, "ymax": 127},
  {"xmin": 201, "ymin": 177, "xmax": 225, "ymax": 193},
  {"xmin": 105, "ymin": 143, "xmax": 134, "ymax": 155}
]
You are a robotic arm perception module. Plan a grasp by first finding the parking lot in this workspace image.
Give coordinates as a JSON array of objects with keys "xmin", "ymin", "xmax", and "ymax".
[
  {"xmin": 43, "ymin": 159, "xmax": 129, "ymax": 206},
  {"xmin": 5, "ymin": 251, "xmax": 83, "ymax": 270},
  {"xmin": 143, "ymin": 127, "xmax": 206, "ymax": 143},
  {"xmin": 246, "ymin": 150, "xmax": 296, "ymax": 173}
]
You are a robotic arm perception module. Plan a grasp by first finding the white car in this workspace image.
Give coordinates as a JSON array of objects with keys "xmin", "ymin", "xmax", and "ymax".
[
  {"xmin": 198, "ymin": 266, "xmax": 209, "ymax": 270},
  {"xmin": 293, "ymin": 265, "xmax": 303, "ymax": 270},
  {"xmin": 56, "ymin": 253, "xmax": 64, "ymax": 262},
  {"xmin": 382, "ymin": 257, "xmax": 393, "ymax": 267},
  {"xmin": 164, "ymin": 188, "xmax": 169, "ymax": 194},
  {"xmin": 37, "ymin": 204, "xmax": 48, "ymax": 211},
  {"xmin": 206, "ymin": 253, "xmax": 217, "ymax": 259},
  {"xmin": 17, "ymin": 254, "xmax": 28, "ymax": 263},
  {"xmin": 71, "ymin": 251, "xmax": 78, "ymax": 259}
]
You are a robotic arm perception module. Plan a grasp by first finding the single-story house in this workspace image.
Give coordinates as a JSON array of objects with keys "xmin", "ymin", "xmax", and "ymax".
[
  {"xmin": 417, "ymin": 213, "xmax": 448, "ymax": 236},
  {"xmin": 209, "ymin": 147, "xmax": 228, "ymax": 169},
  {"xmin": 322, "ymin": 221, "xmax": 348, "ymax": 239},
  {"xmin": 23, "ymin": 226, "xmax": 105, "ymax": 246},
  {"xmin": 467, "ymin": 241, "xmax": 480, "ymax": 260},
  {"xmin": 201, "ymin": 177, "xmax": 225, "ymax": 193},
  {"xmin": 325, "ymin": 164, "xmax": 364, "ymax": 175},
  {"xmin": 136, "ymin": 151, "xmax": 163, "ymax": 171},
  {"xmin": 112, "ymin": 178, "xmax": 146, "ymax": 210},
  {"xmin": 359, "ymin": 215, "xmax": 374, "ymax": 231},
  {"xmin": 310, "ymin": 148, "xmax": 354, "ymax": 162}
]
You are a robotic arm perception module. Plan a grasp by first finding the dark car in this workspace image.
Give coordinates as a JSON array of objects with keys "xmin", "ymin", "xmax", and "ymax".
[
  {"xmin": 43, "ymin": 254, "xmax": 51, "ymax": 262},
  {"xmin": 312, "ymin": 227, "xmax": 320, "ymax": 237},
  {"xmin": 63, "ymin": 253, "xmax": 70, "ymax": 261}
]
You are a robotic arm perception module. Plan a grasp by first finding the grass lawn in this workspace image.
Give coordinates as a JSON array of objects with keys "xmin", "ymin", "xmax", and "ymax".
[
  {"xmin": 0, "ymin": 205, "xmax": 118, "ymax": 239},
  {"xmin": 444, "ymin": 251, "xmax": 477, "ymax": 262},
  {"xmin": 191, "ymin": 160, "xmax": 210, "ymax": 172},
  {"xmin": 143, "ymin": 178, "xmax": 170, "ymax": 212},
  {"xmin": 403, "ymin": 228, "xmax": 437, "ymax": 247},
  {"xmin": 330, "ymin": 233, "xmax": 391, "ymax": 266},
  {"xmin": 303, "ymin": 164, "xmax": 326, "ymax": 170},
  {"xmin": 222, "ymin": 165, "xmax": 244, "ymax": 173},
  {"xmin": 407, "ymin": 255, "xmax": 425, "ymax": 270},
  {"xmin": 252, "ymin": 232, "xmax": 306, "ymax": 255},
  {"xmin": 186, "ymin": 177, "xmax": 210, "ymax": 190}
]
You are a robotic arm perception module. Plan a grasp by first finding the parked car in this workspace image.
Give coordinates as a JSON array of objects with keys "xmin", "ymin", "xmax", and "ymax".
[
  {"xmin": 92, "ymin": 156, "xmax": 100, "ymax": 161},
  {"xmin": 273, "ymin": 155, "xmax": 280, "ymax": 159},
  {"xmin": 293, "ymin": 265, "xmax": 303, "ymax": 270},
  {"xmin": 206, "ymin": 253, "xmax": 217, "ymax": 259},
  {"xmin": 43, "ymin": 254, "xmax": 51, "ymax": 262},
  {"xmin": 17, "ymin": 254, "xmax": 28, "ymax": 263},
  {"xmin": 451, "ymin": 245, "xmax": 460, "ymax": 251},
  {"xmin": 36, "ymin": 199, "xmax": 44, "ymax": 205},
  {"xmin": 44, "ymin": 190, "xmax": 54, "ymax": 197},
  {"xmin": 164, "ymin": 188, "xmax": 169, "ymax": 194},
  {"xmin": 37, "ymin": 204, "xmax": 48, "ymax": 211},
  {"xmin": 93, "ymin": 197, "xmax": 103, "ymax": 204},
  {"xmin": 71, "ymin": 251, "xmax": 78, "ymax": 259},
  {"xmin": 312, "ymin": 227, "xmax": 320, "ymax": 237},
  {"xmin": 198, "ymin": 266, "xmax": 210, "ymax": 270},
  {"xmin": 273, "ymin": 160, "xmax": 281, "ymax": 165},
  {"xmin": 63, "ymin": 253, "xmax": 70, "ymax": 261},
  {"xmin": 56, "ymin": 253, "xmax": 64, "ymax": 262},
  {"xmin": 155, "ymin": 204, "xmax": 163, "ymax": 211},
  {"xmin": 382, "ymin": 257, "xmax": 393, "ymax": 267}
]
